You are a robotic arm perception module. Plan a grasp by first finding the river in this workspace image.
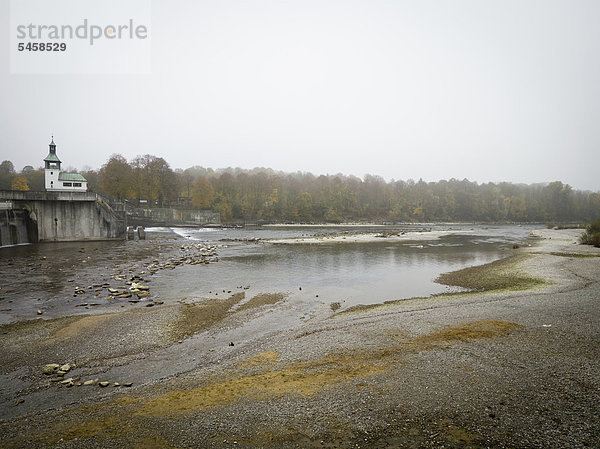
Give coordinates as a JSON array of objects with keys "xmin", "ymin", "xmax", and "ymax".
[{"xmin": 0, "ymin": 224, "xmax": 541, "ymax": 324}]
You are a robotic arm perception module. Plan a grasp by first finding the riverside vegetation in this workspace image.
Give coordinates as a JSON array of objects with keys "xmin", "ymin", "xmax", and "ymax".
[
  {"xmin": 580, "ymin": 218, "xmax": 600, "ymax": 247},
  {"xmin": 1, "ymin": 157, "xmax": 599, "ymax": 224}
]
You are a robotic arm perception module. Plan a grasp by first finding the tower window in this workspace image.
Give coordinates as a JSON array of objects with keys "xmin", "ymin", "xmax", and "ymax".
[{"xmin": 50, "ymin": 172, "xmax": 53, "ymax": 175}]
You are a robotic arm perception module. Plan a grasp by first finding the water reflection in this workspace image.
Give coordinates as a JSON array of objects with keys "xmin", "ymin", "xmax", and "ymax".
[
  {"xmin": 0, "ymin": 225, "xmax": 540, "ymax": 321},
  {"xmin": 150, "ymin": 233, "xmax": 517, "ymax": 308}
]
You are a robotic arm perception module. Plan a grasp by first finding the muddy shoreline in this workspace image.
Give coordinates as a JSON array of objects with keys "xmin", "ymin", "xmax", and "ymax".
[{"xmin": 1, "ymin": 229, "xmax": 599, "ymax": 448}]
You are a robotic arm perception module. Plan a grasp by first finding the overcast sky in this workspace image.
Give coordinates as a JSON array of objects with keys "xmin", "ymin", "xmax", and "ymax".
[{"xmin": 1, "ymin": 0, "xmax": 599, "ymax": 191}]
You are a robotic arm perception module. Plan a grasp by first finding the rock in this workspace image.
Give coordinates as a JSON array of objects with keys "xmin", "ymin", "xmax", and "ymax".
[
  {"xmin": 99, "ymin": 381, "xmax": 110, "ymax": 387},
  {"xmin": 13, "ymin": 398, "xmax": 24, "ymax": 406},
  {"xmin": 83, "ymin": 379, "xmax": 95, "ymax": 386},
  {"xmin": 37, "ymin": 309, "xmax": 43, "ymax": 315},
  {"xmin": 59, "ymin": 364, "xmax": 71, "ymax": 372},
  {"xmin": 122, "ymin": 382, "xmax": 133, "ymax": 387},
  {"xmin": 137, "ymin": 291, "xmax": 151, "ymax": 298},
  {"xmin": 43, "ymin": 364, "xmax": 60, "ymax": 375},
  {"xmin": 229, "ymin": 342, "xmax": 235, "ymax": 347}
]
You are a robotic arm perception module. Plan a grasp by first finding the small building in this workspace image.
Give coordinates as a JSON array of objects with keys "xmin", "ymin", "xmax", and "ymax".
[{"xmin": 44, "ymin": 137, "xmax": 88, "ymax": 192}]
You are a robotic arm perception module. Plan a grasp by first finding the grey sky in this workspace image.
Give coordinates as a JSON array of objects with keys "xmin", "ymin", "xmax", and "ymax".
[{"xmin": 1, "ymin": 0, "xmax": 599, "ymax": 191}]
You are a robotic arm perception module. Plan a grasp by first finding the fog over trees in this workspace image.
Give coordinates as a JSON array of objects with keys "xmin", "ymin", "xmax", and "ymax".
[{"xmin": 1, "ymin": 155, "xmax": 599, "ymax": 224}]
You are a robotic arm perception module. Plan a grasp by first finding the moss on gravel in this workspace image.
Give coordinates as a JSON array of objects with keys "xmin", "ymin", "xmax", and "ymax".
[{"xmin": 435, "ymin": 254, "xmax": 548, "ymax": 293}]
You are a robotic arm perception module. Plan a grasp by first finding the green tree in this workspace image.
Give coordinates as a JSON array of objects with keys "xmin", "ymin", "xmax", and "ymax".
[{"xmin": 0, "ymin": 160, "xmax": 15, "ymax": 190}]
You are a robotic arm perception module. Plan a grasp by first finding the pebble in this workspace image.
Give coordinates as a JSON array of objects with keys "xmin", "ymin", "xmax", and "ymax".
[{"xmin": 43, "ymin": 364, "xmax": 60, "ymax": 375}]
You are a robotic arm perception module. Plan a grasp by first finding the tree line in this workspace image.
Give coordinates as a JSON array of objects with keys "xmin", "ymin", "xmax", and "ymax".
[{"xmin": 1, "ymin": 155, "xmax": 599, "ymax": 224}]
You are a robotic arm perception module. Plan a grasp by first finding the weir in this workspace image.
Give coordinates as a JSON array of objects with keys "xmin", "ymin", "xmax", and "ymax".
[{"xmin": 0, "ymin": 191, "xmax": 125, "ymax": 247}]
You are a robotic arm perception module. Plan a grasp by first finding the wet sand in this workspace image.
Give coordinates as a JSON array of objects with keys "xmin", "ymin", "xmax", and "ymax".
[{"xmin": 1, "ymin": 229, "xmax": 599, "ymax": 448}]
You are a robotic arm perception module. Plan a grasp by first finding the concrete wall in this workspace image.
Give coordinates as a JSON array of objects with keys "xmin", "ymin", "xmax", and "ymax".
[
  {"xmin": 127, "ymin": 207, "xmax": 221, "ymax": 226},
  {"xmin": 0, "ymin": 191, "xmax": 125, "ymax": 244}
]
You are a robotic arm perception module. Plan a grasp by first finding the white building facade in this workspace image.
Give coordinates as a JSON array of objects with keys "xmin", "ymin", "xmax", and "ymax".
[{"xmin": 44, "ymin": 138, "xmax": 88, "ymax": 192}]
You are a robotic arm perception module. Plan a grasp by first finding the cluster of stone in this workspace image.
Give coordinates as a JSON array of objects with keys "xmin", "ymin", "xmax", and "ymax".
[
  {"xmin": 66, "ymin": 242, "xmax": 221, "ymax": 311},
  {"xmin": 42, "ymin": 363, "xmax": 133, "ymax": 388}
]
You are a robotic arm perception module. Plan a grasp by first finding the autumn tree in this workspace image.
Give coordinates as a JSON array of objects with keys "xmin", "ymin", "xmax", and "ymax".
[
  {"xmin": 191, "ymin": 176, "xmax": 214, "ymax": 209},
  {"xmin": 20, "ymin": 167, "xmax": 44, "ymax": 191},
  {"xmin": 98, "ymin": 154, "xmax": 134, "ymax": 200},
  {"xmin": 11, "ymin": 176, "xmax": 29, "ymax": 191},
  {"xmin": 131, "ymin": 155, "xmax": 178, "ymax": 206}
]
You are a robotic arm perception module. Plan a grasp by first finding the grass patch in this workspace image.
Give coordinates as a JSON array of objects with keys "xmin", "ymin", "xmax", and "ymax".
[{"xmin": 580, "ymin": 219, "xmax": 600, "ymax": 248}]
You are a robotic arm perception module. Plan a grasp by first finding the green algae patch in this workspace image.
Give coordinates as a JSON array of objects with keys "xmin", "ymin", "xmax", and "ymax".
[
  {"xmin": 549, "ymin": 252, "xmax": 600, "ymax": 258},
  {"xmin": 138, "ymin": 357, "xmax": 383, "ymax": 417},
  {"xmin": 415, "ymin": 320, "xmax": 521, "ymax": 346},
  {"xmin": 335, "ymin": 255, "xmax": 549, "ymax": 317},
  {"xmin": 238, "ymin": 350, "xmax": 280, "ymax": 367},
  {"xmin": 237, "ymin": 293, "xmax": 285, "ymax": 312},
  {"xmin": 139, "ymin": 320, "xmax": 521, "ymax": 417},
  {"xmin": 435, "ymin": 254, "xmax": 548, "ymax": 293},
  {"xmin": 167, "ymin": 292, "xmax": 245, "ymax": 342},
  {"xmin": 168, "ymin": 292, "xmax": 286, "ymax": 342},
  {"xmin": 1, "ymin": 320, "xmax": 521, "ymax": 447}
]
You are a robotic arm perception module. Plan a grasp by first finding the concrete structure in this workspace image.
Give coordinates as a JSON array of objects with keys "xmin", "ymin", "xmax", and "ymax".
[
  {"xmin": 0, "ymin": 190, "xmax": 125, "ymax": 246},
  {"xmin": 44, "ymin": 137, "xmax": 88, "ymax": 192},
  {"xmin": 126, "ymin": 207, "xmax": 221, "ymax": 227}
]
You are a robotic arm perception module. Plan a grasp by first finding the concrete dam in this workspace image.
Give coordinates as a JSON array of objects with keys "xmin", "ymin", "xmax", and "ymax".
[{"xmin": 0, "ymin": 191, "xmax": 125, "ymax": 247}]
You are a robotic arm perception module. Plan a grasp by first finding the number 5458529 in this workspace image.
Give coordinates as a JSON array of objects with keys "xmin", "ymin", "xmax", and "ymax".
[{"xmin": 17, "ymin": 42, "xmax": 66, "ymax": 51}]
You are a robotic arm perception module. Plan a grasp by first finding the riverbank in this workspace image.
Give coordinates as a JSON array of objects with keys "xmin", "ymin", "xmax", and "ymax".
[
  {"xmin": 0, "ymin": 229, "xmax": 598, "ymax": 448},
  {"xmin": 266, "ymin": 224, "xmax": 524, "ymax": 244}
]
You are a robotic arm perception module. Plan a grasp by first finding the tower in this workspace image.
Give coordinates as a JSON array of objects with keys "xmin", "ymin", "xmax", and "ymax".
[{"xmin": 44, "ymin": 136, "xmax": 61, "ymax": 191}]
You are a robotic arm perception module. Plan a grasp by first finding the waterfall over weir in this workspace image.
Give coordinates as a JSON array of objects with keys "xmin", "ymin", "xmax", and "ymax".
[{"xmin": 0, "ymin": 209, "xmax": 32, "ymax": 247}]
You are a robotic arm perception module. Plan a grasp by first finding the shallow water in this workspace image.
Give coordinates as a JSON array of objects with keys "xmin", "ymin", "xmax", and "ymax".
[
  {"xmin": 148, "ymin": 224, "xmax": 540, "ymax": 309},
  {"xmin": 0, "ymin": 224, "xmax": 540, "ymax": 323}
]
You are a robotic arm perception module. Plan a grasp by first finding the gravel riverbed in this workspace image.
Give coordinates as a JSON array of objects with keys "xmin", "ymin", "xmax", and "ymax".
[{"xmin": 0, "ymin": 229, "xmax": 599, "ymax": 448}]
